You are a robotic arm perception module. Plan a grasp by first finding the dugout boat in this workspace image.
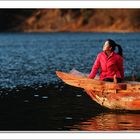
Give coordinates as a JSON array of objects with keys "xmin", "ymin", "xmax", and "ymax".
[{"xmin": 56, "ymin": 69, "xmax": 140, "ymax": 111}]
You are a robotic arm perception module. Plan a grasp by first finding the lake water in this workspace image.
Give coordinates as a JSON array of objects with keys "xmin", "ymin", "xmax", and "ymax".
[{"xmin": 0, "ymin": 32, "xmax": 140, "ymax": 131}]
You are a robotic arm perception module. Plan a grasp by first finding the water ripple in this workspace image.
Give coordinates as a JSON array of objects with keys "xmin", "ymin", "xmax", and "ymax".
[{"xmin": 0, "ymin": 32, "xmax": 139, "ymax": 89}]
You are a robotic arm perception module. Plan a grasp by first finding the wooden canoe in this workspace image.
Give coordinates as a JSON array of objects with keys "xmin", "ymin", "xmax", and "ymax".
[{"xmin": 56, "ymin": 69, "xmax": 140, "ymax": 111}]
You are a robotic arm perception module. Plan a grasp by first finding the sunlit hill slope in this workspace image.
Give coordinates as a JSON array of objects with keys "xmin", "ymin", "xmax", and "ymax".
[{"xmin": 0, "ymin": 9, "xmax": 140, "ymax": 32}]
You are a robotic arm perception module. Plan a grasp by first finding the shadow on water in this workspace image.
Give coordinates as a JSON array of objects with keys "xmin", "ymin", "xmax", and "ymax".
[
  {"xmin": 0, "ymin": 83, "xmax": 106, "ymax": 131},
  {"xmin": 0, "ymin": 83, "xmax": 140, "ymax": 131}
]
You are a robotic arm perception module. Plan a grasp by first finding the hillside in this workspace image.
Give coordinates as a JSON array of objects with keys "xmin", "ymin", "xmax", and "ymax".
[{"xmin": 0, "ymin": 9, "xmax": 140, "ymax": 32}]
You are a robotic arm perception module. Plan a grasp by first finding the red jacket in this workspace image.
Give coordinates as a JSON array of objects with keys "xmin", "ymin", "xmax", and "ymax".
[{"xmin": 88, "ymin": 51, "xmax": 124, "ymax": 80}]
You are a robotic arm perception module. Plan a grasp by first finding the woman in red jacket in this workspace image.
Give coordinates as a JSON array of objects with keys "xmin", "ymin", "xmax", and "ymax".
[{"xmin": 88, "ymin": 39, "xmax": 124, "ymax": 83}]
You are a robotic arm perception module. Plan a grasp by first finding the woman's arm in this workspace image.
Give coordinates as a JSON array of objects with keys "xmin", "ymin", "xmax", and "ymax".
[{"xmin": 88, "ymin": 54, "xmax": 101, "ymax": 79}]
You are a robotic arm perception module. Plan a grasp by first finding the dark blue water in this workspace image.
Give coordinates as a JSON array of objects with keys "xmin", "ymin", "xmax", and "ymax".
[
  {"xmin": 0, "ymin": 32, "xmax": 140, "ymax": 131},
  {"xmin": 0, "ymin": 32, "xmax": 140, "ymax": 88}
]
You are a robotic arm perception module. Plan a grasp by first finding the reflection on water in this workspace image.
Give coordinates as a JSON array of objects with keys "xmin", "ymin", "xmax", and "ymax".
[{"xmin": 69, "ymin": 113, "xmax": 140, "ymax": 131}]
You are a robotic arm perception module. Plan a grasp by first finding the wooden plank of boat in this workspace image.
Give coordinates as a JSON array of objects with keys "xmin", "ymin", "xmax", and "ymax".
[
  {"xmin": 56, "ymin": 71, "xmax": 127, "ymax": 91},
  {"xmin": 56, "ymin": 70, "xmax": 140, "ymax": 110},
  {"xmin": 85, "ymin": 89, "xmax": 140, "ymax": 110}
]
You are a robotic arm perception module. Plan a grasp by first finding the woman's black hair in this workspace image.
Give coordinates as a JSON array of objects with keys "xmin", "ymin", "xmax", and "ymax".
[{"xmin": 107, "ymin": 39, "xmax": 123, "ymax": 57}]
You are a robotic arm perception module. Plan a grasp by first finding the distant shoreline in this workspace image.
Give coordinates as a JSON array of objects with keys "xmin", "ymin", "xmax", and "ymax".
[
  {"xmin": 1, "ymin": 31, "xmax": 140, "ymax": 33},
  {"xmin": 1, "ymin": 9, "xmax": 140, "ymax": 33}
]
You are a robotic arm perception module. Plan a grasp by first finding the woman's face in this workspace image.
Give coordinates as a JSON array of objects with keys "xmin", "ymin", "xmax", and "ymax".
[{"xmin": 103, "ymin": 41, "xmax": 112, "ymax": 52}]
